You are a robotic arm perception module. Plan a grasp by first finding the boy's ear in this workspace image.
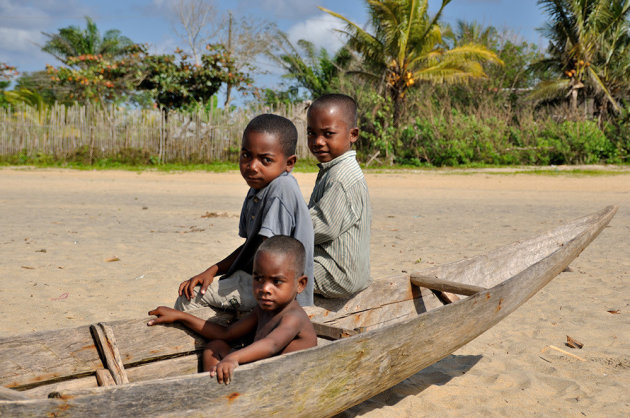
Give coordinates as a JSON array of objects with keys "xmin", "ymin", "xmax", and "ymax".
[
  {"xmin": 349, "ymin": 127, "xmax": 359, "ymax": 144},
  {"xmin": 285, "ymin": 154, "xmax": 297, "ymax": 172},
  {"xmin": 296, "ymin": 275, "xmax": 307, "ymax": 293}
]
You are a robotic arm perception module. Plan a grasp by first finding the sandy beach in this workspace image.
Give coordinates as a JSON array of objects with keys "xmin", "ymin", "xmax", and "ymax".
[{"xmin": 1, "ymin": 167, "xmax": 629, "ymax": 416}]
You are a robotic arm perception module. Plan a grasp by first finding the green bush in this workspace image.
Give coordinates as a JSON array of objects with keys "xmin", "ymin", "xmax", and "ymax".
[{"xmin": 392, "ymin": 112, "xmax": 622, "ymax": 167}]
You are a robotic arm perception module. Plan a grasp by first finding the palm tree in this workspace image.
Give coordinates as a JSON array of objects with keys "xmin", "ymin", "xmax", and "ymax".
[
  {"xmin": 268, "ymin": 31, "xmax": 353, "ymax": 98},
  {"xmin": 41, "ymin": 17, "xmax": 135, "ymax": 67},
  {"xmin": 444, "ymin": 20, "xmax": 499, "ymax": 50},
  {"xmin": 320, "ymin": 0, "xmax": 502, "ymax": 123},
  {"xmin": 530, "ymin": 0, "xmax": 630, "ymax": 115}
]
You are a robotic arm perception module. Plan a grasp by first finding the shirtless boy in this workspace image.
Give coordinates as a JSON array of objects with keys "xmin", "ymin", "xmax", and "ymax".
[{"xmin": 148, "ymin": 235, "xmax": 317, "ymax": 384}]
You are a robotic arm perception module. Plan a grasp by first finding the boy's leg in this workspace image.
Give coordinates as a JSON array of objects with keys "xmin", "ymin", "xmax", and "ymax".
[
  {"xmin": 174, "ymin": 270, "xmax": 258, "ymax": 312},
  {"xmin": 202, "ymin": 339, "xmax": 231, "ymax": 372}
]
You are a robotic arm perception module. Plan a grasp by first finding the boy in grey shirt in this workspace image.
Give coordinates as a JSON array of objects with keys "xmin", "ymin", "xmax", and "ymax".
[{"xmin": 175, "ymin": 114, "xmax": 314, "ymax": 310}]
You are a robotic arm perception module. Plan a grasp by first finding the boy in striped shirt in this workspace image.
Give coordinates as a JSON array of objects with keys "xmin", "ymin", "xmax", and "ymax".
[{"xmin": 306, "ymin": 94, "xmax": 372, "ymax": 298}]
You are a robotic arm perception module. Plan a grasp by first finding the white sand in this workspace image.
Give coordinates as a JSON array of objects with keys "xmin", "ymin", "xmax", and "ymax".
[{"xmin": 1, "ymin": 167, "xmax": 629, "ymax": 416}]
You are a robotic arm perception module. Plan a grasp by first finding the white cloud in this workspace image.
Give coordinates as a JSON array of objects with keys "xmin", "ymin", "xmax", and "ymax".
[
  {"xmin": 0, "ymin": 0, "xmax": 91, "ymax": 71},
  {"xmin": 0, "ymin": 28, "xmax": 45, "ymax": 52},
  {"xmin": 235, "ymin": 0, "xmax": 320, "ymax": 19},
  {"xmin": 286, "ymin": 14, "xmax": 347, "ymax": 54}
]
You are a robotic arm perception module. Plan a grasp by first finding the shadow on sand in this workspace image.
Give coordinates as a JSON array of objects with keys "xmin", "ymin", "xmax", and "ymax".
[{"xmin": 335, "ymin": 354, "xmax": 483, "ymax": 417}]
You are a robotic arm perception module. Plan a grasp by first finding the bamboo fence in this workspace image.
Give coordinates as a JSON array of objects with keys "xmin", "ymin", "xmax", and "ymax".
[{"xmin": 0, "ymin": 102, "xmax": 313, "ymax": 163}]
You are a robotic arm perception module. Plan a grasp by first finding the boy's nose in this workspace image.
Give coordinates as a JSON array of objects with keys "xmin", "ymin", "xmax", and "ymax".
[
  {"xmin": 247, "ymin": 159, "xmax": 260, "ymax": 172},
  {"xmin": 312, "ymin": 135, "xmax": 325, "ymax": 146}
]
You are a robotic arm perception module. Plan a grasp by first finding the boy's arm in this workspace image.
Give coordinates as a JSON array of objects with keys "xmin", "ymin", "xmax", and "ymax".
[
  {"xmin": 310, "ymin": 181, "xmax": 358, "ymax": 244},
  {"xmin": 147, "ymin": 306, "xmax": 258, "ymax": 341},
  {"xmin": 210, "ymin": 312, "xmax": 303, "ymax": 384},
  {"xmin": 179, "ymin": 243, "xmax": 244, "ymax": 300}
]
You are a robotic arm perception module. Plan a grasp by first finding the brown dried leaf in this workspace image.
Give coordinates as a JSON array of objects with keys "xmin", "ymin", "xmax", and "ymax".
[
  {"xmin": 105, "ymin": 257, "xmax": 120, "ymax": 262},
  {"xmin": 21, "ymin": 265, "xmax": 35, "ymax": 269},
  {"xmin": 607, "ymin": 310, "xmax": 621, "ymax": 314},
  {"xmin": 566, "ymin": 335, "xmax": 584, "ymax": 349}
]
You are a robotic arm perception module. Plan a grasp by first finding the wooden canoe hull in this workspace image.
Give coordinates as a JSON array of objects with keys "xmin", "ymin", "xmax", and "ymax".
[{"xmin": 0, "ymin": 206, "xmax": 617, "ymax": 417}]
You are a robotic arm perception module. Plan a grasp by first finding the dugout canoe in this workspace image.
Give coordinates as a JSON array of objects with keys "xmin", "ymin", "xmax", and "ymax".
[{"xmin": 0, "ymin": 205, "xmax": 617, "ymax": 417}]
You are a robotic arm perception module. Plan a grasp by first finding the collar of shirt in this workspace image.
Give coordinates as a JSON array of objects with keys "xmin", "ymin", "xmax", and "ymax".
[
  {"xmin": 246, "ymin": 171, "xmax": 290, "ymax": 202},
  {"xmin": 317, "ymin": 150, "xmax": 356, "ymax": 172}
]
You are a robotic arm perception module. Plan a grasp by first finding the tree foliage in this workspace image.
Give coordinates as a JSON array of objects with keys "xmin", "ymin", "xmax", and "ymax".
[
  {"xmin": 42, "ymin": 17, "xmax": 135, "ymax": 68},
  {"xmin": 137, "ymin": 45, "xmax": 251, "ymax": 112},
  {"xmin": 170, "ymin": 1, "xmax": 275, "ymax": 107},
  {"xmin": 268, "ymin": 32, "xmax": 353, "ymax": 99},
  {"xmin": 45, "ymin": 46, "xmax": 145, "ymax": 104},
  {"xmin": 530, "ymin": 0, "xmax": 630, "ymax": 115},
  {"xmin": 44, "ymin": 41, "xmax": 251, "ymax": 110},
  {"xmin": 444, "ymin": 21, "xmax": 544, "ymax": 90},
  {"xmin": 320, "ymin": 0, "xmax": 502, "ymax": 123}
]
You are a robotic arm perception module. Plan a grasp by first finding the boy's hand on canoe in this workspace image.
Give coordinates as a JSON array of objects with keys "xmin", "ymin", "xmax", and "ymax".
[
  {"xmin": 210, "ymin": 358, "xmax": 239, "ymax": 385},
  {"xmin": 147, "ymin": 306, "xmax": 183, "ymax": 326}
]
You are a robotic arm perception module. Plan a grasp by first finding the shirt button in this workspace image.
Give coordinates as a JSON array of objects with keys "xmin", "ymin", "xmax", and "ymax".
[
  {"xmin": 251, "ymin": 215, "xmax": 255, "ymax": 220},
  {"xmin": 253, "ymin": 197, "xmax": 259, "ymax": 203}
]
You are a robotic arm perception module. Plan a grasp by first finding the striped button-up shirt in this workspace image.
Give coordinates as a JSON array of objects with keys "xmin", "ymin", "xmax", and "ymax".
[{"xmin": 309, "ymin": 150, "xmax": 372, "ymax": 298}]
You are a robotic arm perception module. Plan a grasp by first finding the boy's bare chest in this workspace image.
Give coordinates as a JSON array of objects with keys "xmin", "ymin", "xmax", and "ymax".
[{"xmin": 254, "ymin": 314, "xmax": 282, "ymax": 340}]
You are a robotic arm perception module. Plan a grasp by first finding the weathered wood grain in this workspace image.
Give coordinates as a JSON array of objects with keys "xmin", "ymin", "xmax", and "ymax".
[
  {"xmin": 90, "ymin": 324, "xmax": 129, "ymax": 385},
  {"xmin": 410, "ymin": 274, "xmax": 487, "ymax": 295},
  {"xmin": 21, "ymin": 376, "xmax": 97, "ymax": 399},
  {"xmin": 0, "ymin": 308, "xmax": 229, "ymax": 389},
  {"xmin": 0, "ymin": 326, "xmax": 101, "ymax": 389},
  {"xmin": 312, "ymin": 322, "xmax": 363, "ymax": 340},
  {"xmin": 126, "ymin": 355, "xmax": 200, "ymax": 383},
  {"xmin": 111, "ymin": 307, "xmax": 233, "ymax": 366},
  {"xmin": 434, "ymin": 290, "xmax": 460, "ymax": 304},
  {"xmin": 95, "ymin": 369, "xmax": 115, "ymax": 387},
  {"xmin": 0, "ymin": 386, "xmax": 31, "ymax": 400}
]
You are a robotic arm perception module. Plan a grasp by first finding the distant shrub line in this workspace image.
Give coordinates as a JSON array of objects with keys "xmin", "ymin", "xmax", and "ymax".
[
  {"xmin": 392, "ymin": 115, "xmax": 627, "ymax": 167},
  {"xmin": 1, "ymin": 102, "xmax": 628, "ymax": 168}
]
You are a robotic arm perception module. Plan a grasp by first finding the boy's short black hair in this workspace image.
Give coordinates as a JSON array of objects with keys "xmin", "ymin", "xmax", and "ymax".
[
  {"xmin": 309, "ymin": 94, "xmax": 358, "ymax": 128},
  {"xmin": 243, "ymin": 114, "xmax": 298, "ymax": 157},
  {"xmin": 256, "ymin": 235, "xmax": 305, "ymax": 277}
]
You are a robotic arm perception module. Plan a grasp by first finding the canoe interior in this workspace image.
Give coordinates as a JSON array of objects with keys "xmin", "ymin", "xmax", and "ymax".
[{"xmin": 0, "ymin": 206, "xmax": 616, "ymax": 402}]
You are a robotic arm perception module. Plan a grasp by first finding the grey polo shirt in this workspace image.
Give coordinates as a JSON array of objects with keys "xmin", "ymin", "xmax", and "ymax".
[
  {"xmin": 309, "ymin": 150, "xmax": 372, "ymax": 298},
  {"xmin": 226, "ymin": 171, "xmax": 314, "ymax": 306}
]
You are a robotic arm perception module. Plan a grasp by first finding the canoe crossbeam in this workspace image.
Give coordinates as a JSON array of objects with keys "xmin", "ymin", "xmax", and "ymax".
[
  {"xmin": 410, "ymin": 274, "xmax": 487, "ymax": 296},
  {"xmin": 90, "ymin": 323, "xmax": 129, "ymax": 385},
  {"xmin": 311, "ymin": 322, "xmax": 365, "ymax": 340}
]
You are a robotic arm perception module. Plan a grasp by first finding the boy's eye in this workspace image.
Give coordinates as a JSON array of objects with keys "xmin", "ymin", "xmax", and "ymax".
[
  {"xmin": 324, "ymin": 131, "xmax": 334, "ymax": 137},
  {"xmin": 241, "ymin": 151, "xmax": 250, "ymax": 158},
  {"xmin": 263, "ymin": 157, "xmax": 272, "ymax": 164},
  {"xmin": 253, "ymin": 275, "xmax": 262, "ymax": 282},
  {"xmin": 273, "ymin": 279, "xmax": 282, "ymax": 286}
]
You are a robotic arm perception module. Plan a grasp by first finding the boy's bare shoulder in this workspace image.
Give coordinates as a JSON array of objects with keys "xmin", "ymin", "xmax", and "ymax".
[{"xmin": 280, "ymin": 301, "xmax": 316, "ymax": 334}]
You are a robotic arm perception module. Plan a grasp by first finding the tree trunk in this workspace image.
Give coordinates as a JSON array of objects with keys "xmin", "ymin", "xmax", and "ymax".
[
  {"xmin": 570, "ymin": 88, "xmax": 578, "ymax": 113},
  {"xmin": 223, "ymin": 12, "xmax": 233, "ymax": 108}
]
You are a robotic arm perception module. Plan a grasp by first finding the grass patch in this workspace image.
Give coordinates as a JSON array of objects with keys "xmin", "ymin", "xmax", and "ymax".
[
  {"xmin": 0, "ymin": 154, "xmax": 322, "ymax": 173},
  {"xmin": 2, "ymin": 154, "xmax": 627, "ymax": 176}
]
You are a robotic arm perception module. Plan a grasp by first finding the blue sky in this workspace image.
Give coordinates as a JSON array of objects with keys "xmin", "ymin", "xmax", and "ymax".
[{"xmin": 1, "ymin": 0, "xmax": 548, "ymax": 94}]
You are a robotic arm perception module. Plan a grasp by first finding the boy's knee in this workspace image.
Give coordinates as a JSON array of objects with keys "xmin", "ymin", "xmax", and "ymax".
[
  {"xmin": 205, "ymin": 339, "xmax": 230, "ymax": 353},
  {"xmin": 174, "ymin": 290, "xmax": 204, "ymax": 311}
]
